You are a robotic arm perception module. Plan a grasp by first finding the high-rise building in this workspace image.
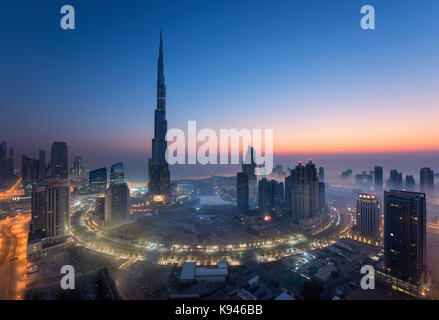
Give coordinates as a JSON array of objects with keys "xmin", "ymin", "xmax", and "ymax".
[
  {"xmin": 89, "ymin": 167, "xmax": 107, "ymax": 194},
  {"xmin": 105, "ymin": 183, "xmax": 129, "ymax": 226},
  {"xmin": 94, "ymin": 193, "xmax": 106, "ymax": 220},
  {"xmin": 148, "ymin": 29, "xmax": 170, "ymax": 199},
  {"xmin": 0, "ymin": 142, "xmax": 14, "ymax": 181},
  {"xmin": 242, "ymin": 146, "xmax": 256, "ymax": 183},
  {"xmin": 38, "ymin": 149, "xmax": 46, "ymax": 180},
  {"xmin": 110, "ymin": 162, "xmax": 124, "ymax": 185},
  {"xmin": 356, "ymin": 193, "xmax": 380, "ymax": 240},
  {"xmin": 276, "ymin": 181, "xmax": 285, "ymax": 205},
  {"xmin": 258, "ymin": 178, "xmax": 271, "ymax": 213},
  {"xmin": 236, "ymin": 172, "xmax": 249, "ymax": 214},
  {"xmin": 387, "ymin": 169, "xmax": 403, "ymax": 190},
  {"xmin": 30, "ymin": 179, "xmax": 70, "ymax": 240},
  {"xmin": 0, "ymin": 142, "xmax": 7, "ymax": 181},
  {"xmin": 6, "ymin": 147, "xmax": 14, "ymax": 178},
  {"xmin": 51, "ymin": 141, "xmax": 68, "ymax": 179},
  {"xmin": 374, "ymin": 166, "xmax": 383, "ymax": 192},
  {"xmin": 420, "ymin": 167, "xmax": 434, "ymax": 194},
  {"xmin": 22, "ymin": 155, "xmax": 39, "ymax": 186},
  {"xmin": 289, "ymin": 160, "xmax": 321, "ymax": 222},
  {"xmin": 285, "ymin": 172, "xmax": 293, "ymax": 210},
  {"xmin": 318, "ymin": 167, "xmax": 324, "ymax": 182},
  {"xmin": 405, "ymin": 175, "xmax": 416, "ymax": 192},
  {"xmin": 355, "ymin": 171, "xmax": 373, "ymax": 190},
  {"xmin": 70, "ymin": 156, "xmax": 85, "ymax": 177},
  {"xmin": 380, "ymin": 190, "xmax": 427, "ymax": 296},
  {"xmin": 319, "ymin": 182, "xmax": 326, "ymax": 213},
  {"xmin": 258, "ymin": 178, "xmax": 283, "ymax": 214}
]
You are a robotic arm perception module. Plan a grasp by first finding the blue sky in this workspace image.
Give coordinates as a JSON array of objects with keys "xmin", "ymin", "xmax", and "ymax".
[{"xmin": 1, "ymin": 0, "xmax": 438, "ymax": 179}]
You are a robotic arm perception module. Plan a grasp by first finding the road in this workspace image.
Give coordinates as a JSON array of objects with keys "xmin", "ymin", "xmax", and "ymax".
[{"xmin": 0, "ymin": 214, "xmax": 30, "ymax": 300}]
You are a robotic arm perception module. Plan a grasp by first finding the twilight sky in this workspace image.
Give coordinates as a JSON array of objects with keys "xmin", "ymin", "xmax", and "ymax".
[{"xmin": 1, "ymin": 0, "xmax": 439, "ymax": 179}]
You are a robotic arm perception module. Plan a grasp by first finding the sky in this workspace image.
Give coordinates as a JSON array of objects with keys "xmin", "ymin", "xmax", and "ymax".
[{"xmin": 1, "ymin": 0, "xmax": 439, "ymax": 180}]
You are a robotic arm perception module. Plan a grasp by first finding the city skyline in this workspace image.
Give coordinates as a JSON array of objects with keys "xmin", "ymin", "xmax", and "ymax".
[
  {"xmin": 1, "ymin": 0, "xmax": 439, "ymax": 304},
  {"xmin": 1, "ymin": 0, "xmax": 439, "ymax": 164}
]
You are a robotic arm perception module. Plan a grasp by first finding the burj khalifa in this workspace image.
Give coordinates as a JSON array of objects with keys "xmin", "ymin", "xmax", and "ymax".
[{"xmin": 148, "ymin": 29, "xmax": 170, "ymax": 199}]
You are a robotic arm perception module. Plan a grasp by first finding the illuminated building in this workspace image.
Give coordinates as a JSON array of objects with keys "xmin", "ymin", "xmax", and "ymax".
[
  {"xmin": 356, "ymin": 193, "xmax": 380, "ymax": 240},
  {"xmin": 236, "ymin": 171, "xmax": 249, "ymax": 214},
  {"xmin": 95, "ymin": 193, "xmax": 106, "ymax": 220},
  {"xmin": 148, "ymin": 29, "xmax": 170, "ymax": 199},
  {"xmin": 420, "ymin": 167, "xmax": 434, "ymax": 194},
  {"xmin": 89, "ymin": 167, "xmax": 107, "ymax": 194},
  {"xmin": 105, "ymin": 182, "xmax": 129, "ymax": 227},
  {"xmin": 29, "ymin": 178, "xmax": 70, "ymax": 240},
  {"xmin": 110, "ymin": 162, "xmax": 124, "ymax": 185},
  {"xmin": 378, "ymin": 190, "xmax": 428, "ymax": 297},
  {"xmin": 70, "ymin": 156, "xmax": 85, "ymax": 177},
  {"xmin": 51, "ymin": 141, "xmax": 68, "ymax": 179},
  {"xmin": 22, "ymin": 155, "xmax": 38, "ymax": 186}
]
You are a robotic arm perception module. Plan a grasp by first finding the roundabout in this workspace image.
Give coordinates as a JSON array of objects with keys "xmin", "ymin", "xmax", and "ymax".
[{"xmin": 70, "ymin": 198, "xmax": 351, "ymax": 266}]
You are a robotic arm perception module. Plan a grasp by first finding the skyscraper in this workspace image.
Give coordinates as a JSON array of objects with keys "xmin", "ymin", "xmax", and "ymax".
[
  {"xmin": 284, "ymin": 172, "xmax": 293, "ymax": 211},
  {"xmin": 319, "ymin": 181, "xmax": 326, "ymax": 213},
  {"xmin": 318, "ymin": 167, "xmax": 324, "ymax": 182},
  {"xmin": 148, "ymin": 29, "xmax": 170, "ymax": 199},
  {"xmin": 22, "ymin": 155, "xmax": 39, "ymax": 186},
  {"xmin": 387, "ymin": 169, "xmax": 403, "ymax": 190},
  {"xmin": 110, "ymin": 162, "xmax": 124, "ymax": 185},
  {"xmin": 420, "ymin": 167, "xmax": 434, "ymax": 194},
  {"xmin": 70, "ymin": 156, "xmax": 85, "ymax": 177},
  {"xmin": 95, "ymin": 193, "xmax": 106, "ymax": 220},
  {"xmin": 355, "ymin": 171, "xmax": 373, "ymax": 190},
  {"xmin": 89, "ymin": 167, "xmax": 107, "ymax": 194},
  {"xmin": 38, "ymin": 149, "xmax": 46, "ymax": 180},
  {"xmin": 289, "ymin": 160, "xmax": 321, "ymax": 222},
  {"xmin": 6, "ymin": 147, "xmax": 14, "ymax": 178},
  {"xmin": 356, "ymin": 193, "xmax": 380, "ymax": 240},
  {"xmin": 105, "ymin": 183, "xmax": 129, "ymax": 227},
  {"xmin": 236, "ymin": 172, "xmax": 249, "ymax": 214},
  {"xmin": 258, "ymin": 178, "xmax": 271, "ymax": 213},
  {"xmin": 380, "ymin": 190, "xmax": 427, "ymax": 296},
  {"xmin": 374, "ymin": 166, "xmax": 383, "ymax": 192},
  {"xmin": 30, "ymin": 179, "xmax": 70, "ymax": 240},
  {"xmin": 405, "ymin": 175, "xmax": 416, "ymax": 192},
  {"xmin": 0, "ymin": 142, "xmax": 7, "ymax": 181},
  {"xmin": 51, "ymin": 141, "xmax": 68, "ymax": 179},
  {"xmin": 242, "ymin": 146, "xmax": 256, "ymax": 183}
]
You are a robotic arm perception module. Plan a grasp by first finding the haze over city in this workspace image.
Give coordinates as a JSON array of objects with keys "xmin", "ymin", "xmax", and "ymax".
[{"xmin": 1, "ymin": 0, "xmax": 439, "ymax": 307}]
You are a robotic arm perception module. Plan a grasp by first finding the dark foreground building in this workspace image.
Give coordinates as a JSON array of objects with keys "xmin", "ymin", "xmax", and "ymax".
[{"xmin": 377, "ymin": 190, "xmax": 429, "ymax": 297}]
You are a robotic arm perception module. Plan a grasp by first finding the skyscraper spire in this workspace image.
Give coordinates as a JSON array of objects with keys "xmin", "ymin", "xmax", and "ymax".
[{"xmin": 148, "ymin": 28, "xmax": 170, "ymax": 199}]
